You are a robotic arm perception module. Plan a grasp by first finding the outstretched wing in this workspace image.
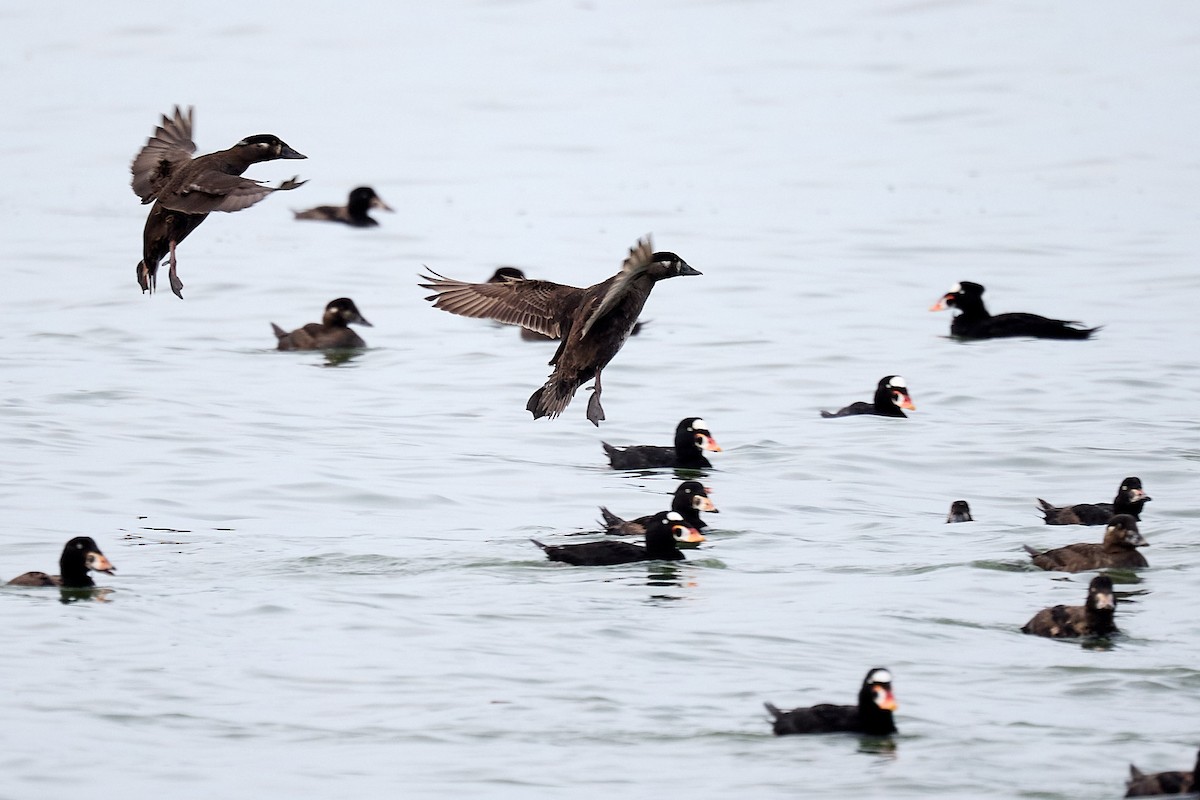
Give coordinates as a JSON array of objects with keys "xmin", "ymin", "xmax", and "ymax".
[
  {"xmin": 161, "ymin": 175, "xmax": 307, "ymax": 214},
  {"xmin": 418, "ymin": 271, "xmax": 583, "ymax": 338},
  {"xmin": 578, "ymin": 234, "xmax": 654, "ymax": 339},
  {"xmin": 131, "ymin": 106, "xmax": 197, "ymax": 203}
]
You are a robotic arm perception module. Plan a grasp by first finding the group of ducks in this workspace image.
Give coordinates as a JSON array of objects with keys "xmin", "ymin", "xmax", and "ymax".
[{"xmin": 41, "ymin": 104, "xmax": 1173, "ymax": 794}]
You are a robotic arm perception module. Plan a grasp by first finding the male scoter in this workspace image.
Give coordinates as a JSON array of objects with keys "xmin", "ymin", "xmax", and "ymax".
[
  {"xmin": 6, "ymin": 537, "xmax": 116, "ymax": 588},
  {"xmin": 1037, "ymin": 477, "xmax": 1151, "ymax": 525},
  {"xmin": 531, "ymin": 511, "xmax": 703, "ymax": 566},
  {"xmin": 930, "ymin": 281, "xmax": 1098, "ymax": 339},
  {"xmin": 599, "ymin": 480, "xmax": 718, "ymax": 536},
  {"xmin": 603, "ymin": 417, "xmax": 722, "ymax": 469},
  {"xmin": 820, "ymin": 375, "xmax": 915, "ymax": 418},
  {"xmin": 294, "ymin": 186, "xmax": 392, "ymax": 227},
  {"xmin": 946, "ymin": 500, "xmax": 974, "ymax": 523},
  {"xmin": 1024, "ymin": 515, "xmax": 1148, "ymax": 572},
  {"xmin": 1125, "ymin": 749, "xmax": 1200, "ymax": 797},
  {"xmin": 130, "ymin": 106, "xmax": 307, "ymax": 298},
  {"xmin": 271, "ymin": 298, "xmax": 372, "ymax": 350},
  {"xmin": 1021, "ymin": 575, "xmax": 1117, "ymax": 638},
  {"xmin": 764, "ymin": 667, "xmax": 898, "ymax": 736},
  {"xmin": 420, "ymin": 235, "xmax": 700, "ymax": 425}
]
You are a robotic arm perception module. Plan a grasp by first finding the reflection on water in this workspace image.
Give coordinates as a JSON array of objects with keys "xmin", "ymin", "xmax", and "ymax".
[{"xmin": 59, "ymin": 587, "xmax": 113, "ymax": 605}]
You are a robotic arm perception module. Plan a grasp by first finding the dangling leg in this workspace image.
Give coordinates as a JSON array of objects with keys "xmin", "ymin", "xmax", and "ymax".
[
  {"xmin": 137, "ymin": 260, "xmax": 154, "ymax": 293},
  {"xmin": 586, "ymin": 368, "xmax": 606, "ymax": 426},
  {"xmin": 168, "ymin": 239, "xmax": 184, "ymax": 298}
]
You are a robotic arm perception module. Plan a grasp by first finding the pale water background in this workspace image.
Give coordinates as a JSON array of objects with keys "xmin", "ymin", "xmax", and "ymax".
[{"xmin": 1, "ymin": 1, "xmax": 1199, "ymax": 798}]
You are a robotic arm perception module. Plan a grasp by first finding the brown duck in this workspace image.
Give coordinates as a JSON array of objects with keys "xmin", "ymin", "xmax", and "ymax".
[
  {"xmin": 1021, "ymin": 575, "xmax": 1117, "ymax": 638},
  {"xmin": 1126, "ymin": 749, "xmax": 1200, "ymax": 797},
  {"xmin": 420, "ymin": 236, "xmax": 700, "ymax": 425},
  {"xmin": 1024, "ymin": 514, "xmax": 1148, "ymax": 572},
  {"xmin": 271, "ymin": 298, "xmax": 372, "ymax": 350},
  {"xmin": 294, "ymin": 186, "xmax": 392, "ymax": 227},
  {"xmin": 6, "ymin": 537, "xmax": 115, "ymax": 588},
  {"xmin": 130, "ymin": 106, "xmax": 307, "ymax": 298}
]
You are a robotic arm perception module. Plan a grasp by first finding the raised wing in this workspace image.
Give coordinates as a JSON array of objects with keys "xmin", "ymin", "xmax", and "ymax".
[
  {"xmin": 578, "ymin": 234, "xmax": 654, "ymax": 339},
  {"xmin": 418, "ymin": 271, "xmax": 583, "ymax": 338},
  {"xmin": 131, "ymin": 106, "xmax": 197, "ymax": 203}
]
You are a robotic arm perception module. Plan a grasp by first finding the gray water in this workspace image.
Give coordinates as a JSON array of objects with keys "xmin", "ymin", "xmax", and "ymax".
[{"xmin": 2, "ymin": 1, "xmax": 1199, "ymax": 797}]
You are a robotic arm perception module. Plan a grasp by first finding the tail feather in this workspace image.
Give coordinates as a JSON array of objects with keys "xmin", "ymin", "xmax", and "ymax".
[
  {"xmin": 527, "ymin": 379, "xmax": 579, "ymax": 420},
  {"xmin": 1022, "ymin": 544, "xmax": 1041, "ymax": 557},
  {"xmin": 598, "ymin": 506, "xmax": 623, "ymax": 529},
  {"xmin": 271, "ymin": 323, "xmax": 288, "ymax": 340},
  {"xmin": 763, "ymin": 701, "xmax": 783, "ymax": 720},
  {"xmin": 1035, "ymin": 498, "xmax": 1056, "ymax": 522},
  {"xmin": 529, "ymin": 538, "xmax": 549, "ymax": 552}
]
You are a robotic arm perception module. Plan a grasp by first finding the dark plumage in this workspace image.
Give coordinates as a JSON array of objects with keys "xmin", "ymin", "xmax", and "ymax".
[
  {"xmin": 487, "ymin": 267, "xmax": 648, "ymax": 342},
  {"xmin": 1021, "ymin": 575, "xmax": 1118, "ymax": 638},
  {"xmin": 531, "ymin": 511, "xmax": 703, "ymax": 566},
  {"xmin": 929, "ymin": 281, "xmax": 1099, "ymax": 339},
  {"xmin": 294, "ymin": 186, "xmax": 393, "ymax": 227},
  {"xmin": 1126, "ymin": 749, "xmax": 1200, "ymax": 797},
  {"xmin": 5, "ymin": 537, "xmax": 116, "ymax": 588},
  {"xmin": 271, "ymin": 298, "xmax": 372, "ymax": 350},
  {"xmin": 130, "ymin": 106, "xmax": 307, "ymax": 298},
  {"xmin": 1037, "ymin": 477, "xmax": 1151, "ymax": 525},
  {"xmin": 420, "ymin": 235, "xmax": 700, "ymax": 425},
  {"xmin": 764, "ymin": 667, "xmax": 898, "ymax": 736},
  {"xmin": 1024, "ymin": 515, "xmax": 1148, "ymax": 572},
  {"xmin": 602, "ymin": 417, "xmax": 722, "ymax": 470},
  {"xmin": 599, "ymin": 480, "xmax": 718, "ymax": 537},
  {"xmin": 820, "ymin": 375, "xmax": 915, "ymax": 418},
  {"xmin": 946, "ymin": 500, "xmax": 973, "ymax": 523}
]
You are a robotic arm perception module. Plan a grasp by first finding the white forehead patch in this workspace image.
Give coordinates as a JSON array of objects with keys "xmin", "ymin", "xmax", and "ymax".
[
  {"xmin": 949, "ymin": 283, "xmax": 962, "ymax": 293},
  {"xmin": 692, "ymin": 418, "xmax": 707, "ymax": 430},
  {"xmin": 868, "ymin": 669, "xmax": 892, "ymax": 684},
  {"xmin": 666, "ymin": 511, "xmax": 684, "ymax": 522},
  {"xmin": 889, "ymin": 377, "xmax": 907, "ymax": 389}
]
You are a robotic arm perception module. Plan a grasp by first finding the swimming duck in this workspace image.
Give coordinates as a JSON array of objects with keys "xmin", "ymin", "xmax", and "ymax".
[
  {"xmin": 1037, "ymin": 477, "xmax": 1151, "ymax": 525},
  {"xmin": 599, "ymin": 480, "xmax": 718, "ymax": 537},
  {"xmin": 531, "ymin": 511, "xmax": 704, "ymax": 566},
  {"xmin": 946, "ymin": 500, "xmax": 973, "ymax": 523},
  {"xmin": 5, "ymin": 537, "xmax": 115, "ymax": 588},
  {"xmin": 294, "ymin": 186, "xmax": 392, "ymax": 227},
  {"xmin": 820, "ymin": 375, "xmax": 915, "ymax": 418},
  {"xmin": 929, "ymin": 281, "xmax": 1099, "ymax": 339},
  {"xmin": 603, "ymin": 418, "xmax": 722, "ymax": 470},
  {"xmin": 271, "ymin": 298, "xmax": 372, "ymax": 350},
  {"xmin": 764, "ymin": 667, "xmax": 898, "ymax": 736},
  {"xmin": 130, "ymin": 106, "xmax": 307, "ymax": 298},
  {"xmin": 1021, "ymin": 575, "xmax": 1117, "ymax": 638},
  {"xmin": 420, "ymin": 235, "xmax": 700, "ymax": 425},
  {"xmin": 1024, "ymin": 515, "xmax": 1148, "ymax": 572},
  {"xmin": 1125, "ymin": 749, "xmax": 1200, "ymax": 797}
]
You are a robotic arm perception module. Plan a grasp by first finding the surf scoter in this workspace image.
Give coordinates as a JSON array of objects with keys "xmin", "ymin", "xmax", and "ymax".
[
  {"xmin": 599, "ymin": 480, "xmax": 718, "ymax": 537},
  {"xmin": 764, "ymin": 667, "xmax": 898, "ymax": 736},
  {"xmin": 1024, "ymin": 515, "xmax": 1148, "ymax": 572},
  {"xmin": 1021, "ymin": 575, "xmax": 1117, "ymax": 638},
  {"xmin": 294, "ymin": 186, "xmax": 392, "ymax": 227},
  {"xmin": 271, "ymin": 298, "xmax": 372, "ymax": 350},
  {"xmin": 929, "ymin": 281, "xmax": 1099, "ymax": 339},
  {"xmin": 946, "ymin": 500, "xmax": 973, "ymax": 523},
  {"xmin": 420, "ymin": 235, "xmax": 700, "ymax": 425},
  {"xmin": 603, "ymin": 418, "xmax": 722, "ymax": 470},
  {"xmin": 1125, "ymin": 749, "xmax": 1200, "ymax": 797},
  {"xmin": 5, "ymin": 537, "xmax": 116, "ymax": 588},
  {"xmin": 531, "ymin": 511, "xmax": 703, "ymax": 566},
  {"xmin": 1037, "ymin": 477, "xmax": 1151, "ymax": 525},
  {"xmin": 130, "ymin": 106, "xmax": 307, "ymax": 298},
  {"xmin": 820, "ymin": 375, "xmax": 915, "ymax": 418}
]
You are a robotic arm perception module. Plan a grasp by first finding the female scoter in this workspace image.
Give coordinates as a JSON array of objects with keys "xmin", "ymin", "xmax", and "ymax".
[
  {"xmin": 929, "ymin": 281, "xmax": 1098, "ymax": 339},
  {"xmin": 764, "ymin": 667, "xmax": 898, "ymax": 736},
  {"xmin": 6, "ymin": 537, "xmax": 116, "ymax": 588},
  {"xmin": 420, "ymin": 235, "xmax": 700, "ymax": 425},
  {"xmin": 531, "ymin": 511, "xmax": 703, "ymax": 566},
  {"xmin": 1024, "ymin": 515, "xmax": 1148, "ymax": 572},
  {"xmin": 820, "ymin": 375, "xmax": 915, "ymax": 418},
  {"xmin": 599, "ymin": 480, "xmax": 718, "ymax": 536},
  {"xmin": 131, "ymin": 106, "xmax": 307, "ymax": 298},
  {"xmin": 271, "ymin": 298, "xmax": 372, "ymax": 350},
  {"xmin": 1021, "ymin": 575, "xmax": 1117, "ymax": 638},
  {"xmin": 294, "ymin": 186, "xmax": 393, "ymax": 227},
  {"xmin": 946, "ymin": 500, "xmax": 973, "ymax": 523},
  {"xmin": 603, "ymin": 418, "xmax": 722, "ymax": 470},
  {"xmin": 1037, "ymin": 477, "xmax": 1151, "ymax": 525},
  {"xmin": 488, "ymin": 267, "xmax": 647, "ymax": 341},
  {"xmin": 1126, "ymin": 749, "xmax": 1200, "ymax": 797}
]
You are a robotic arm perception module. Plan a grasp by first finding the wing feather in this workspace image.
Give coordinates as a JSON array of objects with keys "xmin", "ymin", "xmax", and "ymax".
[
  {"xmin": 131, "ymin": 106, "xmax": 197, "ymax": 203},
  {"xmin": 578, "ymin": 234, "xmax": 654, "ymax": 339},
  {"xmin": 418, "ymin": 271, "xmax": 583, "ymax": 338}
]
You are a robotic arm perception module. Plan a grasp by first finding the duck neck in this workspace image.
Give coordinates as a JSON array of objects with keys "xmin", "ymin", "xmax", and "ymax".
[
  {"xmin": 872, "ymin": 386, "xmax": 907, "ymax": 417},
  {"xmin": 58, "ymin": 556, "xmax": 95, "ymax": 588}
]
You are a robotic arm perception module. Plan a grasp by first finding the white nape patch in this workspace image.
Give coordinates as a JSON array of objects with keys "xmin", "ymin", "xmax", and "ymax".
[
  {"xmin": 950, "ymin": 283, "xmax": 962, "ymax": 293},
  {"xmin": 1094, "ymin": 593, "xmax": 1115, "ymax": 610},
  {"xmin": 692, "ymin": 418, "xmax": 707, "ymax": 430},
  {"xmin": 868, "ymin": 669, "xmax": 892, "ymax": 684},
  {"xmin": 889, "ymin": 377, "xmax": 907, "ymax": 389},
  {"xmin": 666, "ymin": 511, "xmax": 684, "ymax": 522}
]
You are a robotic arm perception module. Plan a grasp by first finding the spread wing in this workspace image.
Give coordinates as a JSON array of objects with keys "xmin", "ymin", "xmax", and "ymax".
[
  {"xmin": 418, "ymin": 271, "xmax": 583, "ymax": 338},
  {"xmin": 578, "ymin": 234, "xmax": 654, "ymax": 339},
  {"xmin": 161, "ymin": 175, "xmax": 307, "ymax": 214},
  {"xmin": 131, "ymin": 106, "xmax": 197, "ymax": 203}
]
